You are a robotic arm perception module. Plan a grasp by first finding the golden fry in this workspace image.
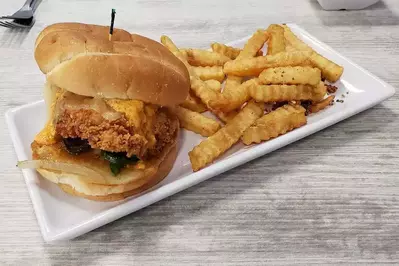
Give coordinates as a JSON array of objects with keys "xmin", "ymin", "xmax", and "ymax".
[
  {"xmin": 204, "ymin": 79, "xmax": 222, "ymax": 92},
  {"xmin": 211, "ymin": 43, "xmax": 263, "ymax": 59},
  {"xmin": 223, "ymin": 51, "xmax": 312, "ymax": 77},
  {"xmin": 267, "ymin": 24, "xmax": 286, "ymax": 55},
  {"xmin": 175, "ymin": 106, "xmax": 221, "ymax": 137},
  {"xmin": 192, "ymin": 66, "xmax": 225, "ymax": 82},
  {"xmin": 211, "ymin": 43, "xmax": 241, "ymax": 60},
  {"xmin": 242, "ymin": 104, "xmax": 306, "ymax": 145},
  {"xmin": 309, "ymin": 53, "xmax": 344, "ymax": 83},
  {"xmin": 189, "ymin": 101, "xmax": 264, "ymax": 171},
  {"xmin": 249, "ymin": 80, "xmax": 326, "ymax": 103},
  {"xmin": 160, "ymin": 35, "xmax": 186, "ymax": 62},
  {"xmin": 259, "ymin": 66, "xmax": 321, "ymax": 86},
  {"xmin": 237, "ymin": 29, "xmax": 269, "ymax": 60},
  {"xmin": 185, "ymin": 48, "xmax": 231, "ymax": 67},
  {"xmin": 211, "ymin": 109, "xmax": 239, "ymax": 123},
  {"xmin": 309, "ymin": 95, "xmax": 335, "ymax": 114},
  {"xmin": 282, "ymin": 25, "xmax": 343, "ymax": 82},
  {"xmin": 211, "ymin": 78, "xmax": 257, "ymax": 112},
  {"xmin": 161, "ymin": 36, "xmax": 226, "ymax": 110},
  {"xmin": 214, "ymin": 29, "xmax": 269, "ymax": 112},
  {"xmin": 180, "ymin": 92, "xmax": 207, "ymax": 113},
  {"xmin": 190, "ymin": 76, "xmax": 227, "ymax": 109}
]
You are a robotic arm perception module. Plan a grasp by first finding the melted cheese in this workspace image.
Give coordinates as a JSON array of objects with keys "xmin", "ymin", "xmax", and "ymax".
[
  {"xmin": 35, "ymin": 90, "xmax": 158, "ymax": 149},
  {"xmin": 35, "ymin": 85, "xmax": 63, "ymax": 145},
  {"xmin": 105, "ymin": 99, "xmax": 158, "ymax": 149}
]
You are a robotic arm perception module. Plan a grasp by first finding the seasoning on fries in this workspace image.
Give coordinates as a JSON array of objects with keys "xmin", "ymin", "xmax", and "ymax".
[
  {"xmin": 242, "ymin": 104, "xmax": 307, "ymax": 145},
  {"xmin": 259, "ymin": 66, "xmax": 321, "ymax": 86},
  {"xmin": 223, "ymin": 51, "xmax": 312, "ymax": 76},
  {"xmin": 161, "ymin": 24, "xmax": 344, "ymax": 171}
]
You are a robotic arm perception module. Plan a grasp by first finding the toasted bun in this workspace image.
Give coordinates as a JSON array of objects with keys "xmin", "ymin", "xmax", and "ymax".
[
  {"xmin": 35, "ymin": 23, "xmax": 190, "ymax": 106},
  {"xmin": 38, "ymin": 146, "xmax": 176, "ymax": 201},
  {"xmin": 35, "ymin": 22, "xmax": 133, "ymax": 49}
]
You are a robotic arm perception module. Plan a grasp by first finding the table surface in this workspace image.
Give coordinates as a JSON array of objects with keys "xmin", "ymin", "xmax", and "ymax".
[{"xmin": 1, "ymin": 0, "xmax": 399, "ymax": 265}]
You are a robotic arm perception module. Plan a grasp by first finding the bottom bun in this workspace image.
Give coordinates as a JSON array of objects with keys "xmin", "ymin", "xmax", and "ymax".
[{"xmin": 54, "ymin": 146, "xmax": 176, "ymax": 201}]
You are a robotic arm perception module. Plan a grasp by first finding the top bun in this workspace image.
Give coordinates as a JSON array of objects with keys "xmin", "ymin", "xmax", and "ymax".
[{"xmin": 35, "ymin": 23, "xmax": 190, "ymax": 107}]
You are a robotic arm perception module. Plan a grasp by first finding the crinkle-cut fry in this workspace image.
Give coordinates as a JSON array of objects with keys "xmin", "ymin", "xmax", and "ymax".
[
  {"xmin": 204, "ymin": 79, "xmax": 222, "ymax": 92},
  {"xmin": 160, "ymin": 35, "xmax": 186, "ymax": 62},
  {"xmin": 237, "ymin": 29, "xmax": 269, "ymax": 60},
  {"xmin": 189, "ymin": 101, "xmax": 264, "ymax": 171},
  {"xmin": 249, "ymin": 80, "xmax": 326, "ymax": 103},
  {"xmin": 211, "ymin": 109, "xmax": 239, "ymax": 124},
  {"xmin": 211, "ymin": 43, "xmax": 241, "ymax": 60},
  {"xmin": 282, "ymin": 25, "xmax": 344, "ymax": 82},
  {"xmin": 211, "ymin": 78, "xmax": 257, "ymax": 112},
  {"xmin": 242, "ymin": 104, "xmax": 306, "ymax": 145},
  {"xmin": 180, "ymin": 92, "xmax": 207, "ymax": 113},
  {"xmin": 309, "ymin": 53, "xmax": 343, "ymax": 83},
  {"xmin": 211, "ymin": 43, "xmax": 263, "ymax": 60},
  {"xmin": 213, "ymin": 29, "xmax": 268, "ymax": 112},
  {"xmin": 192, "ymin": 66, "xmax": 225, "ymax": 82},
  {"xmin": 309, "ymin": 95, "xmax": 335, "ymax": 114},
  {"xmin": 190, "ymin": 75, "xmax": 228, "ymax": 109},
  {"xmin": 223, "ymin": 51, "xmax": 312, "ymax": 77},
  {"xmin": 175, "ymin": 106, "xmax": 221, "ymax": 137},
  {"xmin": 267, "ymin": 24, "xmax": 286, "ymax": 55},
  {"xmin": 259, "ymin": 66, "xmax": 321, "ymax": 86},
  {"xmin": 185, "ymin": 48, "xmax": 231, "ymax": 67}
]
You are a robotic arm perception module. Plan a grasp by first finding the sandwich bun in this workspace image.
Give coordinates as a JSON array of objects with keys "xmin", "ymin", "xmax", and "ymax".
[
  {"xmin": 35, "ymin": 22, "xmax": 133, "ymax": 49},
  {"xmin": 35, "ymin": 23, "xmax": 190, "ymax": 107},
  {"xmin": 38, "ymin": 146, "xmax": 176, "ymax": 202}
]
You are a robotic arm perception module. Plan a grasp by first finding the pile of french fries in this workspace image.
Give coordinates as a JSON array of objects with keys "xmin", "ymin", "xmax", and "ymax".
[{"xmin": 161, "ymin": 24, "xmax": 343, "ymax": 172}]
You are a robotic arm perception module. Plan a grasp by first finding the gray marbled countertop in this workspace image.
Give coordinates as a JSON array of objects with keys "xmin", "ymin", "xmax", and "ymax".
[{"xmin": 0, "ymin": 0, "xmax": 398, "ymax": 265}]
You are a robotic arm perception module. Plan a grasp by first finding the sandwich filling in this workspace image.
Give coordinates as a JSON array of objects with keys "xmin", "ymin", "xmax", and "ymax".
[{"xmin": 34, "ymin": 89, "xmax": 178, "ymax": 175}]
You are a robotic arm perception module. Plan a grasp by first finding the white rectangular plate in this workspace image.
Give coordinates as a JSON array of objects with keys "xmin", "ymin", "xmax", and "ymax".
[{"xmin": 5, "ymin": 24, "xmax": 395, "ymax": 242}]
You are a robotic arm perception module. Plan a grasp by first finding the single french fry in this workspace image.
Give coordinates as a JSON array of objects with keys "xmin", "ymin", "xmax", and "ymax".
[
  {"xmin": 189, "ymin": 101, "xmax": 264, "ymax": 171},
  {"xmin": 223, "ymin": 51, "xmax": 312, "ymax": 76},
  {"xmin": 204, "ymin": 79, "xmax": 222, "ymax": 92},
  {"xmin": 242, "ymin": 104, "xmax": 306, "ymax": 145},
  {"xmin": 249, "ymin": 80, "xmax": 326, "ymax": 103},
  {"xmin": 282, "ymin": 25, "xmax": 343, "ymax": 82},
  {"xmin": 211, "ymin": 43, "xmax": 264, "ymax": 60},
  {"xmin": 192, "ymin": 66, "xmax": 225, "ymax": 82},
  {"xmin": 259, "ymin": 66, "xmax": 321, "ymax": 86},
  {"xmin": 309, "ymin": 95, "xmax": 335, "ymax": 114},
  {"xmin": 237, "ymin": 29, "xmax": 269, "ymax": 60},
  {"xmin": 267, "ymin": 24, "xmax": 286, "ymax": 55},
  {"xmin": 160, "ymin": 35, "xmax": 186, "ymax": 62},
  {"xmin": 309, "ymin": 53, "xmax": 344, "ymax": 83},
  {"xmin": 180, "ymin": 92, "xmax": 207, "ymax": 113},
  {"xmin": 185, "ymin": 48, "xmax": 231, "ymax": 67},
  {"xmin": 175, "ymin": 106, "xmax": 221, "ymax": 137}
]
